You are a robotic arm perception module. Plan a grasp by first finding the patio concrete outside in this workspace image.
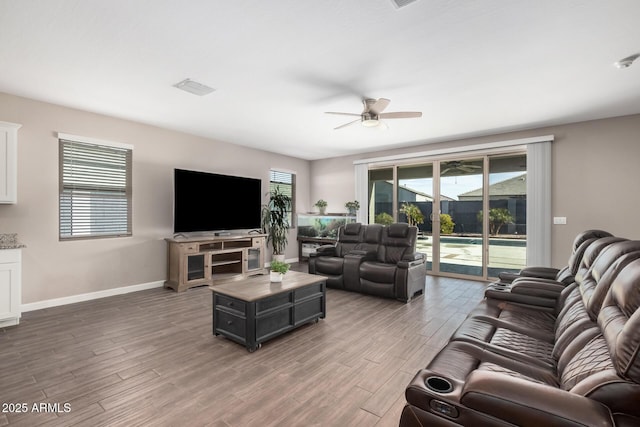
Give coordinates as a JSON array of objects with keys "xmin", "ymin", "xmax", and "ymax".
[{"xmin": 416, "ymin": 236, "xmax": 527, "ymax": 272}]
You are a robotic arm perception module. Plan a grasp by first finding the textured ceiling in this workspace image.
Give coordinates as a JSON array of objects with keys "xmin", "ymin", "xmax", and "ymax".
[{"xmin": 1, "ymin": 1, "xmax": 639, "ymax": 160}]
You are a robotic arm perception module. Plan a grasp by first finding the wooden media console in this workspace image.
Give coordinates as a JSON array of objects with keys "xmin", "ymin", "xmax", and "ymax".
[{"xmin": 165, "ymin": 234, "xmax": 267, "ymax": 292}]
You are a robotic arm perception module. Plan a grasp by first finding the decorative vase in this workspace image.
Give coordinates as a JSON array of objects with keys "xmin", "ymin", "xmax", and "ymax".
[
  {"xmin": 348, "ymin": 208, "xmax": 356, "ymax": 216},
  {"xmin": 270, "ymin": 271, "xmax": 283, "ymax": 282},
  {"xmin": 273, "ymin": 254, "xmax": 286, "ymax": 263},
  {"xmin": 319, "ymin": 207, "xmax": 326, "ymax": 215}
]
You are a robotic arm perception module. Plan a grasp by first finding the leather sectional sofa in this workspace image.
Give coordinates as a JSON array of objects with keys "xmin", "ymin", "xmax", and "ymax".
[
  {"xmin": 400, "ymin": 232, "xmax": 640, "ymax": 426},
  {"xmin": 308, "ymin": 222, "xmax": 426, "ymax": 302}
]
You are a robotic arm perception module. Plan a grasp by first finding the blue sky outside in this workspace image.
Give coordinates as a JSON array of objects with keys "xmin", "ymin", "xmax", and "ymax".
[{"xmin": 400, "ymin": 172, "xmax": 524, "ymax": 200}]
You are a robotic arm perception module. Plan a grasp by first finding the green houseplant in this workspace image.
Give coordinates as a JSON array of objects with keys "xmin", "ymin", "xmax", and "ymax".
[
  {"xmin": 269, "ymin": 260, "xmax": 290, "ymax": 282},
  {"xmin": 345, "ymin": 200, "xmax": 360, "ymax": 215},
  {"xmin": 314, "ymin": 199, "xmax": 328, "ymax": 215},
  {"xmin": 261, "ymin": 186, "xmax": 292, "ymax": 260}
]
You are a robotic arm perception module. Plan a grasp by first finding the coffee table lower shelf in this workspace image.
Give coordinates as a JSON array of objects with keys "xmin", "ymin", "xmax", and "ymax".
[{"xmin": 210, "ymin": 271, "xmax": 327, "ymax": 352}]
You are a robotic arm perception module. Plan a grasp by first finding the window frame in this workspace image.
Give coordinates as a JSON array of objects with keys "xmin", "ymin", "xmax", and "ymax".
[
  {"xmin": 58, "ymin": 133, "xmax": 133, "ymax": 241},
  {"xmin": 269, "ymin": 169, "xmax": 296, "ymax": 228}
]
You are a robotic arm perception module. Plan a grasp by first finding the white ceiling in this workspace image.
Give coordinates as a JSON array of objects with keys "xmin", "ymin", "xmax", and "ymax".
[{"xmin": 1, "ymin": 1, "xmax": 639, "ymax": 160}]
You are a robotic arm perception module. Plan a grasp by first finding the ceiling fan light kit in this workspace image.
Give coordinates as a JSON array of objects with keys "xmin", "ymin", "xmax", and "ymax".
[
  {"xmin": 614, "ymin": 53, "xmax": 639, "ymax": 69},
  {"xmin": 361, "ymin": 113, "xmax": 380, "ymax": 127},
  {"xmin": 326, "ymin": 97, "xmax": 422, "ymax": 130}
]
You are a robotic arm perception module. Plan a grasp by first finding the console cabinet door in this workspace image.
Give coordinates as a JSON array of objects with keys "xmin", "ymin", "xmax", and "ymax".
[
  {"xmin": 246, "ymin": 237, "xmax": 264, "ymax": 273},
  {"xmin": 185, "ymin": 253, "xmax": 207, "ymax": 282}
]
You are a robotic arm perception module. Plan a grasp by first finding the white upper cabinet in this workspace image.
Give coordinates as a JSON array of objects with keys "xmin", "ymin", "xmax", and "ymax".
[{"xmin": 0, "ymin": 121, "xmax": 21, "ymax": 204}]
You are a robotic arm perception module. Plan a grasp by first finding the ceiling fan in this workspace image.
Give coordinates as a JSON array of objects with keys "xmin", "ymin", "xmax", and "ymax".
[
  {"xmin": 325, "ymin": 98, "xmax": 422, "ymax": 130},
  {"xmin": 441, "ymin": 161, "xmax": 482, "ymax": 176}
]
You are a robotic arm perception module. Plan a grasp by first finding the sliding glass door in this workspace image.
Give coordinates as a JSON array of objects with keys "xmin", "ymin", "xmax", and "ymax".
[
  {"xmin": 397, "ymin": 164, "xmax": 434, "ymax": 270},
  {"xmin": 367, "ymin": 151, "xmax": 527, "ymax": 280},
  {"xmin": 368, "ymin": 168, "xmax": 394, "ymax": 226},
  {"xmin": 487, "ymin": 154, "xmax": 527, "ymax": 277},
  {"xmin": 438, "ymin": 158, "xmax": 484, "ymax": 277}
]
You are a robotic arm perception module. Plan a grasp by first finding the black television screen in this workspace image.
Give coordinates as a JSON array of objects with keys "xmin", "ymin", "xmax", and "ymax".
[{"xmin": 173, "ymin": 169, "xmax": 262, "ymax": 233}]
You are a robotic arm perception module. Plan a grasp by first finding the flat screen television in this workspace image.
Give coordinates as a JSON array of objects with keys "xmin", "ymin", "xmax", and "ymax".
[{"xmin": 173, "ymin": 168, "xmax": 262, "ymax": 233}]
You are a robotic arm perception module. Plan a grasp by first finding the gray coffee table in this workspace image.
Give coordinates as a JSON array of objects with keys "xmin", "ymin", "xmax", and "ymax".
[{"xmin": 210, "ymin": 270, "xmax": 326, "ymax": 352}]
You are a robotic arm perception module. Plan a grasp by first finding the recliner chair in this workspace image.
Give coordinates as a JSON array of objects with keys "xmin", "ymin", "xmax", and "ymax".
[
  {"xmin": 496, "ymin": 229, "xmax": 613, "ymax": 284},
  {"xmin": 308, "ymin": 222, "xmax": 365, "ymax": 289},
  {"xmin": 485, "ymin": 230, "xmax": 616, "ymax": 308},
  {"xmin": 359, "ymin": 223, "xmax": 426, "ymax": 302},
  {"xmin": 309, "ymin": 222, "xmax": 426, "ymax": 302},
  {"xmin": 400, "ymin": 240, "xmax": 640, "ymax": 427}
]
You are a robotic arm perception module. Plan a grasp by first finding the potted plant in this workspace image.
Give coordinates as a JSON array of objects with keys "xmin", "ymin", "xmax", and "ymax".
[
  {"xmin": 314, "ymin": 199, "xmax": 328, "ymax": 215},
  {"xmin": 269, "ymin": 260, "xmax": 290, "ymax": 282},
  {"xmin": 345, "ymin": 200, "xmax": 360, "ymax": 215},
  {"xmin": 261, "ymin": 186, "xmax": 292, "ymax": 261}
]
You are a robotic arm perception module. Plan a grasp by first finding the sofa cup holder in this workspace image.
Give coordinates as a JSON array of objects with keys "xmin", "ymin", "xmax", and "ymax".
[{"xmin": 425, "ymin": 376, "xmax": 454, "ymax": 393}]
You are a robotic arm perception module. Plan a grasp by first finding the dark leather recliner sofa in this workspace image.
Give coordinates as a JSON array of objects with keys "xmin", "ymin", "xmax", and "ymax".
[
  {"xmin": 400, "ymin": 233, "xmax": 640, "ymax": 427},
  {"xmin": 308, "ymin": 222, "xmax": 426, "ymax": 302},
  {"xmin": 495, "ymin": 229, "xmax": 614, "ymax": 285}
]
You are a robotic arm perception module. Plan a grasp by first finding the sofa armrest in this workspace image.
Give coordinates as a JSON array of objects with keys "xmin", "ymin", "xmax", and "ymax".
[
  {"xmin": 310, "ymin": 245, "xmax": 337, "ymax": 257},
  {"xmin": 484, "ymin": 277, "xmax": 565, "ymax": 308},
  {"xmin": 397, "ymin": 252, "xmax": 426, "ymax": 268},
  {"xmin": 345, "ymin": 249, "xmax": 377, "ymax": 260},
  {"xmin": 461, "ymin": 370, "xmax": 614, "ymax": 427},
  {"xmin": 497, "ymin": 271, "xmax": 520, "ymax": 283},
  {"xmin": 403, "ymin": 252, "xmax": 425, "ymax": 261},
  {"xmin": 510, "ymin": 279, "xmax": 565, "ymax": 298},
  {"xmin": 520, "ymin": 266, "xmax": 560, "ymax": 280}
]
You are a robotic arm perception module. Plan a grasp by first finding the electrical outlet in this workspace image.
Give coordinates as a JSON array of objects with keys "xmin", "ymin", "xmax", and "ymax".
[{"xmin": 553, "ymin": 217, "xmax": 567, "ymax": 225}]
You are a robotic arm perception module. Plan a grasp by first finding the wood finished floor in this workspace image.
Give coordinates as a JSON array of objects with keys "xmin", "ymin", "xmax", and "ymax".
[{"xmin": 0, "ymin": 268, "xmax": 486, "ymax": 427}]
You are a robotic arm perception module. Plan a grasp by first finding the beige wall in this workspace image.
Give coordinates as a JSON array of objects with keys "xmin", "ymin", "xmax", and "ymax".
[
  {"xmin": 0, "ymin": 92, "xmax": 311, "ymax": 304},
  {"xmin": 2, "ymin": 89, "xmax": 637, "ymax": 304},
  {"xmin": 310, "ymin": 114, "xmax": 640, "ymax": 269}
]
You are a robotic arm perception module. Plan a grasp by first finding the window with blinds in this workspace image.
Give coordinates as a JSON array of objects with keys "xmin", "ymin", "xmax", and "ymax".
[
  {"xmin": 269, "ymin": 170, "xmax": 295, "ymax": 227},
  {"xmin": 59, "ymin": 137, "xmax": 132, "ymax": 240}
]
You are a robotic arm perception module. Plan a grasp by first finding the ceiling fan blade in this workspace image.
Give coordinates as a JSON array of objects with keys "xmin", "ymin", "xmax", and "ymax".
[
  {"xmin": 334, "ymin": 118, "xmax": 361, "ymax": 130},
  {"xmin": 325, "ymin": 112, "xmax": 361, "ymax": 117},
  {"xmin": 441, "ymin": 168, "xmax": 452, "ymax": 175},
  {"xmin": 379, "ymin": 111, "xmax": 422, "ymax": 119},
  {"xmin": 368, "ymin": 98, "xmax": 391, "ymax": 115}
]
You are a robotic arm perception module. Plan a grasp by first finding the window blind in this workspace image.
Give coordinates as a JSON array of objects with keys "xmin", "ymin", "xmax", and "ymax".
[
  {"xmin": 269, "ymin": 170, "xmax": 293, "ymax": 197},
  {"xmin": 59, "ymin": 138, "xmax": 132, "ymax": 240},
  {"xmin": 269, "ymin": 170, "xmax": 295, "ymax": 227}
]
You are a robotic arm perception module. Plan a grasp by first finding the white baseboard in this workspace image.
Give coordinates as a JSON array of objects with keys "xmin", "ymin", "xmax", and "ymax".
[
  {"xmin": 0, "ymin": 317, "xmax": 20, "ymax": 328},
  {"xmin": 21, "ymin": 280, "xmax": 165, "ymax": 312}
]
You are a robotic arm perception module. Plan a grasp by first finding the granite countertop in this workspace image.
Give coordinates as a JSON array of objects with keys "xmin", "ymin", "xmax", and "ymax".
[{"xmin": 0, "ymin": 233, "xmax": 25, "ymax": 249}]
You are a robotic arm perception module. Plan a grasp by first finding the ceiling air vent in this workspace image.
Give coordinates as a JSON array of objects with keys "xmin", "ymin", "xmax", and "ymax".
[
  {"xmin": 391, "ymin": 0, "xmax": 419, "ymax": 9},
  {"xmin": 173, "ymin": 78, "xmax": 215, "ymax": 96}
]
